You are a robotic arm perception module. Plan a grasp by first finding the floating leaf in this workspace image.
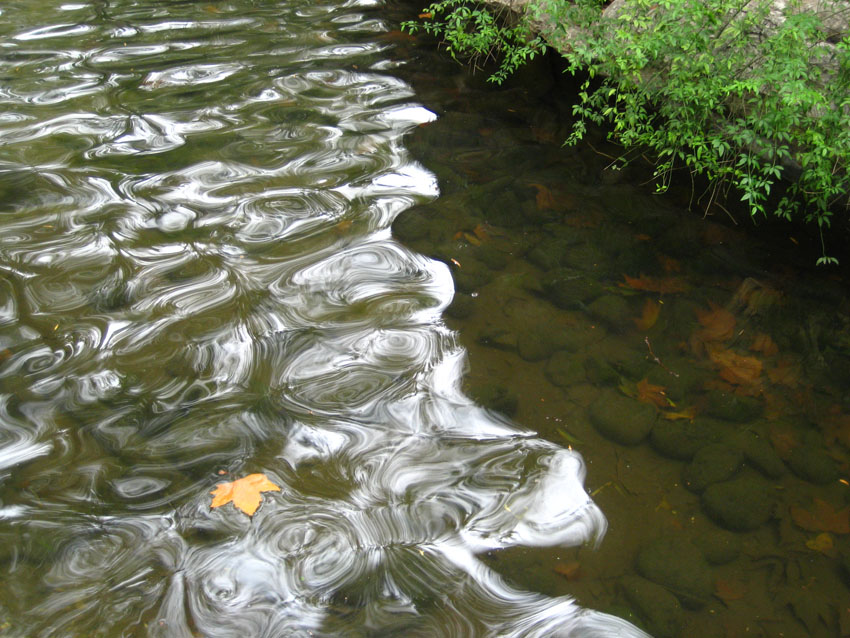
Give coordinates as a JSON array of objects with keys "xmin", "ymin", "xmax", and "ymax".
[
  {"xmin": 636, "ymin": 378, "xmax": 672, "ymax": 408},
  {"xmin": 750, "ymin": 333, "xmax": 779, "ymax": 356},
  {"xmin": 709, "ymin": 348, "xmax": 762, "ymax": 385},
  {"xmin": 210, "ymin": 473, "xmax": 281, "ymax": 516},
  {"xmin": 633, "ymin": 298, "xmax": 661, "ymax": 331},
  {"xmin": 790, "ymin": 498, "xmax": 850, "ymax": 534},
  {"xmin": 620, "ymin": 274, "xmax": 688, "ymax": 294}
]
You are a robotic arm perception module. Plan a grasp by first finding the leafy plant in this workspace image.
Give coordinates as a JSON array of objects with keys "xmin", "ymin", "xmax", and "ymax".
[
  {"xmin": 402, "ymin": 0, "xmax": 545, "ymax": 83},
  {"xmin": 406, "ymin": 0, "xmax": 850, "ymax": 263}
]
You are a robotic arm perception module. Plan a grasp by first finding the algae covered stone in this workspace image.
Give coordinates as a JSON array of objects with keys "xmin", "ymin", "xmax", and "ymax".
[
  {"xmin": 649, "ymin": 419, "xmax": 715, "ymax": 461},
  {"xmin": 588, "ymin": 389, "xmax": 656, "ymax": 446},
  {"xmin": 788, "ymin": 444, "xmax": 839, "ymax": 485},
  {"xmin": 682, "ymin": 443, "xmax": 744, "ymax": 493},
  {"xmin": 545, "ymin": 351, "xmax": 587, "ymax": 388},
  {"xmin": 620, "ymin": 575, "xmax": 684, "ymax": 638},
  {"xmin": 635, "ymin": 536, "xmax": 713, "ymax": 609},
  {"xmin": 701, "ymin": 476, "xmax": 774, "ymax": 531}
]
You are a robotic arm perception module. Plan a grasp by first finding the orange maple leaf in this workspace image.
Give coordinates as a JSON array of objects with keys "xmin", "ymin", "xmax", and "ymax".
[
  {"xmin": 633, "ymin": 298, "xmax": 661, "ymax": 331},
  {"xmin": 620, "ymin": 274, "xmax": 689, "ymax": 294},
  {"xmin": 210, "ymin": 473, "xmax": 281, "ymax": 516},
  {"xmin": 790, "ymin": 498, "xmax": 850, "ymax": 535},
  {"xmin": 636, "ymin": 378, "xmax": 671, "ymax": 408}
]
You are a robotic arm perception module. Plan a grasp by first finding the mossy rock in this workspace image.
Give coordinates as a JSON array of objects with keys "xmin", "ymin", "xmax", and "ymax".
[
  {"xmin": 682, "ymin": 443, "xmax": 744, "ymax": 493},
  {"xmin": 650, "ymin": 420, "xmax": 717, "ymax": 461},
  {"xmin": 453, "ymin": 258, "xmax": 493, "ymax": 294},
  {"xmin": 392, "ymin": 208, "xmax": 432, "ymax": 242},
  {"xmin": 693, "ymin": 528, "xmax": 742, "ymax": 565},
  {"xmin": 586, "ymin": 294, "xmax": 632, "ymax": 329},
  {"xmin": 545, "ymin": 351, "xmax": 587, "ymax": 388},
  {"xmin": 788, "ymin": 445, "xmax": 839, "ymax": 485},
  {"xmin": 474, "ymin": 245, "xmax": 509, "ymax": 271},
  {"xmin": 541, "ymin": 268, "xmax": 603, "ymax": 308},
  {"xmin": 739, "ymin": 431, "xmax": 786, "ymax": 479},
  {"xmin": 526, "ymin": 237, "xmax": 580, "ymax": 270},
  {"xmin": 517, "ymin": 329, "xmax": 573, "ymax": 362},
  {"xmin": 588, "ymin": 389, "xmax": 656, "ymax": 446},
  {"xmin": 635, "ymin": 536, "xmax": 713, "ymax": 609},
  {"xmin": 704, "ymin": 389, "xmax": 762, "ymax": 422},
  {"xmin": 620, "ymin": 575, "xmax": 684, "ymax": 638},
  {"xmin": 467, "ymin": 382, "xmax": 518, "ymax": 417},
  {"xmin": 584, "ymin": 355, "xmax": 620, "ymax": 386},
  {"xmin": 701, "ymin": 476, "xmax": 774, "ymax": 532},
  {"xmin": 446, "ymin": 293, "xmax": 475, "ymax": 319}
]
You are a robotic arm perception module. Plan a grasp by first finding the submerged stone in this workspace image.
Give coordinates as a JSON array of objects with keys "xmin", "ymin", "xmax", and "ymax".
[
  {"xmin": 541, "ymin": 268, "xmax": 603, "ymax": 308},
  {"xmin": 620, "ymin": 575, "xmax": 684, "ymax": 638},
  {"xmin": 739, "ymin": 431, "xmax": 786, "ymax": 478},
  {"xmin": 467, "ymin": 382, "xmax": 518, "ymax": 417},
  {"xmin": 682, "ymin": 443, "xmax": 744, "ymax": 493},
  {"xmin": 588, "ymin": 389, "xmax": 656, "ymax": 446},
  {"xmin": 649, "ymin": 420, "xmax": 716, "ymax": 461},
  {"xmin": 584, "ymin": 355, "xmax": 620, "ymax": 386},
  {"xmin": 635, "ymin": 536, "xmax": 713, "ymax": 609},
  {"xmin": 704, "ymin": 389, "xmax": 762, "ymax": 422},
  {"xmin": 446, "ymin": 293, "xmax": 475, "ymax": 319},
  {"xmin": 693, "ymin": 529, "xmax": 742, "ymax": 565},
  {"xmin": 545, "ymin": 351, "xmax": 587, "ymax": 388},
  {"xmin": 701, "ymin": 476, "xmax": 774, "ymax": 531},
  {"xmin": 586, "ymin": 294, "xmax": 631, "ymax": 329},
  {"xmin": 788, "ymin": 445, "xmax": 839, "ymax": 484}
]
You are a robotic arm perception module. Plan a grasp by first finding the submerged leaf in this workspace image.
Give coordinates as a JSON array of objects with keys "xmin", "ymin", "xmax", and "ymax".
[
  {"xmin": 633, "ymin": 298, "xmax": 661, "ymax": 331},
  {"xmin": 714, "ymin": 578, "xmax": 747, "ymax": 603},
  {"xmin": 750, "ymin": 333, "xmax": 779, "ymax": 356},
  {"xmin": 620, "ymin": 273, "xmax": 688, "ymax": 294},
  {"xmin": 529, "ymin": 182, "xmax": 556, "ymax": 210},
  {"xmin": 695, "ymin": 303, "xmax": 736, "ymax": 342},
  {"xmin": 210, "ymin": 473, "xmax": 281, "ymax": 516},
  {"xmin": 790, "ymin": 498, "xmax": 850, "ymax": 534},
  {"xmin": 636, "ymin": 377, "xmax": 672, "ymax": 408},
  {"xmin": 709, "ymin": 348, "xmax": 762, "ymax": 385},
  {"xmin": 661, "ymin": 405, "xmax": 697, "ymax": 421},
  {"xmin": 805, "ymin": 532, "xmax": 835, "ymax": 555}
]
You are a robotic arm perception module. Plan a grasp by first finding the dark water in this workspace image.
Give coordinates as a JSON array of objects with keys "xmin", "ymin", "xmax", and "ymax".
[{"xmin": 0, "ymin": 1, "xmax": 848, "ymax": 637}]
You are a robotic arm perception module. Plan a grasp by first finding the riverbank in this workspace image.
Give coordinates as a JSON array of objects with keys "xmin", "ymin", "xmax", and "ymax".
[{"xmin": 407, "ymin": 0, "xmax": 850, "ymax": 263}]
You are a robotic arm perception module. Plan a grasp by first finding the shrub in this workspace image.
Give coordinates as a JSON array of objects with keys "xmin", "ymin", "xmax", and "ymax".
[{"xmin": 405, "ymin": 0, "xmax": 850, "ymax": 264}]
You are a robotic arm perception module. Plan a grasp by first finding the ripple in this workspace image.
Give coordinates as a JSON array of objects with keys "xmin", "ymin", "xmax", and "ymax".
[{"xmin": 0, "ymin": 0, "xmax": 647, "ymax": 636}]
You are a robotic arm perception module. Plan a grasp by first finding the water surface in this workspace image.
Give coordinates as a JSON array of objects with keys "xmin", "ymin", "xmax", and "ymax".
[{"xmin": 0, "ymin": 1, "xmax": 648, "ymax": 636}]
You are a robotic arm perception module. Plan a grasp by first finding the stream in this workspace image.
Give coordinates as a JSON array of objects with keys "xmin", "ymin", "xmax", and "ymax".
[{"xmin": 0, "ymin": 1, "xmax": 848, "ymax": 637}]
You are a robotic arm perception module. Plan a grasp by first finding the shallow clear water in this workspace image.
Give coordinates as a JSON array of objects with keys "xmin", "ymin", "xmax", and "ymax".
[{"xmin": 0, "ymin": 1, "xmax": 649, "ymax": 636}]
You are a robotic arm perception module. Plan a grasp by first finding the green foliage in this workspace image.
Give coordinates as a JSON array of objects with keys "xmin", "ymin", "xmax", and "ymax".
[
  {"xmin": 407, "ymin": 0, "xmax": 850, "ymax": 263},
  {"xmin": 402, "ymin": 0, "xmax": 545, "ymax": 83}
]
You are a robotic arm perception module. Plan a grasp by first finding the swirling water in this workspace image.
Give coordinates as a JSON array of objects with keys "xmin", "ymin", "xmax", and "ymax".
[{"xmin": 0, "ymin": 1, "xmax": 647, "ymax": 636}]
